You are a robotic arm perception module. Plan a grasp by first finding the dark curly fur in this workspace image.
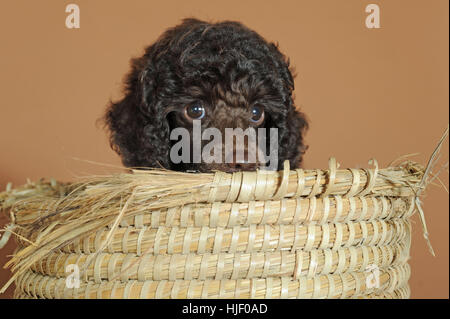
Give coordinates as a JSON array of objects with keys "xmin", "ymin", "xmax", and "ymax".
[{"xmin": 103, "ymin": 18, "xmax": 308, "ymax": 172}]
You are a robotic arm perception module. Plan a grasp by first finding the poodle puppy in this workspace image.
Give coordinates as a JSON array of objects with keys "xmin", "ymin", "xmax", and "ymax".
[{"xmin": 104, "ymin": 18, "xmax": 308, "ymax": 172}]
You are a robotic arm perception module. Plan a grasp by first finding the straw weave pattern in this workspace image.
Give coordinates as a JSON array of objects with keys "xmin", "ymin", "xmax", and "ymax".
[{"xmin": 3, "ymin": 159, "xmax": 421, "ymax": 298}]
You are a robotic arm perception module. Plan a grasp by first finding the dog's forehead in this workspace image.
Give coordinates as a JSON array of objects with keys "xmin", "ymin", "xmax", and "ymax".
[
  {"xmin": 213, "ymin": 83, "xmax": 250, "ymax": 107},
  {"xmin": 184, "ymin": 79, "xmax": 268, "ymax": 108},
  {"xmin": 214, "ymin": 98, "xmax": 249, "ymax": 113}
]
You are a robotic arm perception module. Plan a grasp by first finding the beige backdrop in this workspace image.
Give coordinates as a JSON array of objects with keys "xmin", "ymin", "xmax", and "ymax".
[{"xmin": 0, "ymin": 0, "xmax": 448, "ymax": 299}]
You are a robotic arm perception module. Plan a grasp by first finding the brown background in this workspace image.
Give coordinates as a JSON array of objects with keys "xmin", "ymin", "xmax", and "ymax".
[{"xmin": 0, "ymin": 0, "xmax": 448, "ymax": 299}]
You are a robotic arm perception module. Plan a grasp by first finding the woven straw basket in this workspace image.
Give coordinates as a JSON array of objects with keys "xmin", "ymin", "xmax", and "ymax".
[{"xmin": 0, "ymin": 158, "xmax": 428, "ymax": 299}]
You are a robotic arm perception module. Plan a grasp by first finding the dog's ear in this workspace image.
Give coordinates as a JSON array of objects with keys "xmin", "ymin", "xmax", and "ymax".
[
  {"xmin": 137, "ymin": 61, "xmax": 172, "ymax": 168},
  {"xmin": 268, "ymin": 45, "xmax": 308, "ymax": 168},
  {"xmin": 277, "ymin": 106, "xmax": 309, "ymax": 169},
  {"xmin": 269, "ymin": 43, "xmax": 295, "ymax": 92},
  {"xmin": 138, "ymin": 66, "xmax": 156, "ymax": 114},
  {"xmin": 103, "ymin": 56, "xmax": 172, "ymax": 169}
]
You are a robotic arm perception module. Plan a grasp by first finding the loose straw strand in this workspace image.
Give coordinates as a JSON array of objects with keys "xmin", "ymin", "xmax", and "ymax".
[{"xmin": 413, "ymin": 125, "xmax": 449, "ymax": 256}]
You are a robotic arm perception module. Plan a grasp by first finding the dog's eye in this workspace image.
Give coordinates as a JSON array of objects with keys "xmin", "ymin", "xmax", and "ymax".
[
  {"xmin": 185, "ymin": 102, "xmax": 205, "ymax": 120},
  {"xmin": 250, "ymin": 105, "xmax": 265, "ymax": 124}
]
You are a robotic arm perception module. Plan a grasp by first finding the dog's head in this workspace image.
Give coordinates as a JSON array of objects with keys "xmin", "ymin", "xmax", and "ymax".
[{"xmin": 104, "ymin": 18, "xmax": 308, "ymax": 172}]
